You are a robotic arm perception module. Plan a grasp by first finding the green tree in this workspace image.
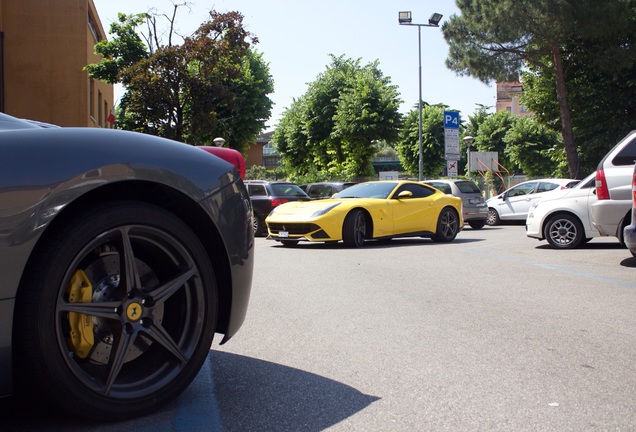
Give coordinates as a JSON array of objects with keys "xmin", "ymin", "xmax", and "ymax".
[
  {"xmin": 273, "ymin": 55, "xmax": 402, "ymax": 180},
  {"xmin": 396, "ymin": 105, "xmax": 446, "ymax": 178},
  {"xmin": 442, "ymin": 0, "xmax": 634, "ymax": 178},
  {"xmin": 521, "ymin": 42, "xmax": 636, "ymax": 175},
  {"xmin": 473, "ymin": 110, "xmax": 518, "ymax": 174},
  {"xmin": 274, "ymin": 99, "xmax": 312, "ymax": 178},
  {"xmin": 503, "ymin": 116, "xmax": 564, "ymax": 177},
  {"xmin": 462, "ymin": 106, "xmax": 490, "ymax": 176},
  {"xmin": 86, "ymin": 9, "xmax": 273, "ymax": 153},
  {"xmin": 84, "ymin": 13, "xmax": 149, "ymax": 84}
]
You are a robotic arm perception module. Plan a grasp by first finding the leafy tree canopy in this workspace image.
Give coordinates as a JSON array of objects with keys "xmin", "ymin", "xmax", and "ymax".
[
  {"xmin": 469, "ymin": 111, "xmax": 565, "ymax": 178},
  {"xmin": 396, "ymin": 105, "xmax": 447, "ymax": 178},
  {"xmin": 273, "ymin": 55, "xmax": 402, "ymax": 180},
  {"xmin": 521, "ymin": 41, "xmax": 636, "ymax": 175},
  {"xmin": 442, "ymin": 0, "xmax": 635, "ymax": 178},
  {"xmin": 86, "ymin": 8, "xmax": 273, "ymax": 153},
  {"xmin": 503, "ymin": 116, "xmax": 564, "ymax": 177}
]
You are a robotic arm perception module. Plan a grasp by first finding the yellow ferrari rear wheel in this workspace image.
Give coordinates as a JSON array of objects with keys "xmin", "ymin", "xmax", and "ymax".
[{"xmin": 432, "ymin": 207, "xmax": 460, "ymax": 242}]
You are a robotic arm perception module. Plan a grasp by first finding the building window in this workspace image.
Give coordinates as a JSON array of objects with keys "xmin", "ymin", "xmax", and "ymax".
[
  {"xmin": 263, "ymin": 142, "xmax": 277, "ymax": 156},
  {"xmin": 0, "ymin": 32, "xmax": 4, "ymax": 113},
  {"xmin": 89, "ymin": 79, "xmax": 95, "ymax": 120},
  {"xmin": 98, "ymin": 91, "xmax": 103, "ymax": 127},
  {"xmin": 88, "ymin": 12, "xmax": 100, "ymax": 43}
]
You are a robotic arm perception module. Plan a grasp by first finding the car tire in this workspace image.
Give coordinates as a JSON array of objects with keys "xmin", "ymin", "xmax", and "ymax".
[
  {"xmin": 486, "ymin": 208, "xmax": 500, "ymax": 226},
  {"xmin": 469, "ymin": 220, "xmax": 486, "ymax": 230},
  {"xmin": 618, "ymin": 213, "xmax": 631, "ymax": 246},
  {"xmin": 544, "ymin": 213, "xmax": 584, "ymax": 249},
  {"xmin": 343, "ymin": 209, "xmax": 366, "ymax": 248},
  {"xmin": 432, "ymin": 207, "xmax": 460, "ymax": 242},
  {"xmin": 253, "ymin": 215, "xmax": 263, "ymax": 237},
  {"xmin": 13, "ymin": 201, "xmax": 217, "ymax": 421}
]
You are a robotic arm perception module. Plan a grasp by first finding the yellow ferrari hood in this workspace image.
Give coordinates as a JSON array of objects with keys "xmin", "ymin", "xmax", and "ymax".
[{"xmin": 269, "ymin": 199, "xmax": 346, "ymax": 218}]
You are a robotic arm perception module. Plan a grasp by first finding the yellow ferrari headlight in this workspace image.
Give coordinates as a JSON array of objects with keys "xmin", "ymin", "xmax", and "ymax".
[{"xmin": 311, "ymin": 202, "xmax": 341, "ymax": 218}]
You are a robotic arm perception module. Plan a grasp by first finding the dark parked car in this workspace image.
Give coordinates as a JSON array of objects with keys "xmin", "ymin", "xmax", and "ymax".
[
  {"xmin": 245, "ymin": 180, "xmax": 311, "ymax": 236},
  {"xmin": 0, "ymin": 113, "xmax": 253, "ymax": 421},
  {"xmin": 624, "ymin": 164, "xmax": 636, "ymax": 257},
  {"xmin": 302, "ymin": 182, "xmax": 356, "ymax": 199}
]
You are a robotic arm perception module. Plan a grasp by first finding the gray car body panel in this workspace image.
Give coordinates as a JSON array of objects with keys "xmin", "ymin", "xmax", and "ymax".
[
  {"xmin": 0, "ymin": 115, "xmax": 253, "ymax": 397},
  {"xmin": 424, "ymin": 179, "xmax": 488, "ymax": 222}
]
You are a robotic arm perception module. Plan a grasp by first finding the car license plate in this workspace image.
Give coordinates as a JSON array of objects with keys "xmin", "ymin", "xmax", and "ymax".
[{"xmin": 279, "ymin": 231, "xmax": 289, "ymax": 238}]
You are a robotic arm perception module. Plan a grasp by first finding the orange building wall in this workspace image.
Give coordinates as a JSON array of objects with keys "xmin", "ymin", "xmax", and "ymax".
[
  {"xmin": 0, "ymin": 0, "xmax": 112, "ymax": 127},
  {"xmin": 245, "ymin": 143, "xmax": 264, "ymax": 167}
]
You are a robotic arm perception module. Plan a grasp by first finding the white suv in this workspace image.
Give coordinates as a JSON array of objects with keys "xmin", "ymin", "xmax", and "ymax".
[{"xmin": 591, "ymin": 130, "xmax": 636, "ymax": 244}]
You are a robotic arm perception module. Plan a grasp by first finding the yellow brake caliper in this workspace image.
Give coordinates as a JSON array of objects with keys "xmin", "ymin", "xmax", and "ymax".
[{"xmin": 67, "ymin": 269, "xmax": 94, "ymax": 359}]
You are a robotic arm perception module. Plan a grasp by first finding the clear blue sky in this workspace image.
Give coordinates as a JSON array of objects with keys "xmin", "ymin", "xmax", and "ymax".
[{"xmin": 93, "ymin": 0, "xmax": 496, "ymax": 131}]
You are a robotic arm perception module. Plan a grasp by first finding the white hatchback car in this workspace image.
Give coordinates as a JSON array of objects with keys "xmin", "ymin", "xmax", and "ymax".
[
  {"xmin": 486, "ymin": 178, "xmax": 578, "ymax": 225},
  {"xmin": 526, "ymin": 172, "xmax": 599, "ymax": 248}
]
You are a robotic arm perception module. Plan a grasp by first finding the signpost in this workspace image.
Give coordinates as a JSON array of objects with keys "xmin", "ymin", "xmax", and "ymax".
[
  {"xmin": 447, "ymin": 160, "xmax": 458, "ymax": 177},
  {"xmin": 443, "ymin": 111, "xmax": 460, "ymax": 177}
]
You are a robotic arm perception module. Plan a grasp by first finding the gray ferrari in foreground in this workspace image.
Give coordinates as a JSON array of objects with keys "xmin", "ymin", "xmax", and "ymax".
[{"xmin": 0, "ymin": 113, "xmax": 253, "ymax": 420}]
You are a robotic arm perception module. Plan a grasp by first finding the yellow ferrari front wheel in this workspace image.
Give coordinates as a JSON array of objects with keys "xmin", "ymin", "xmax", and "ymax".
[{"xmin": 343, "ymin": 209, "xmax": 367, "ymax": 248}]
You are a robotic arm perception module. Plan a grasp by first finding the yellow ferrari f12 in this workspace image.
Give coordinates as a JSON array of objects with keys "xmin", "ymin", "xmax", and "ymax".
[{"xmin": 265, "ymin": 180, "xmax": 463, "ymax": 247}]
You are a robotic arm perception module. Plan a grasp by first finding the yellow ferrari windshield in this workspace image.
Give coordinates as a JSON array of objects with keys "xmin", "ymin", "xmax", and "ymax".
[{"xmin": 333, "ymin": 182, "xmax": 398, "ymax": 199}]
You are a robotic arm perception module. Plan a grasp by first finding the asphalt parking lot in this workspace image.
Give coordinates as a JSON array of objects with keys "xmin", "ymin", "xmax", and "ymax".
[{"xmin": 2, "ymin": 224, "xmax": 635, "ymax": 431}]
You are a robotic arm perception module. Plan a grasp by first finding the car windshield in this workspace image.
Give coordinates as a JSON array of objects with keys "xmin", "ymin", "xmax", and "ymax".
[
  {"xmin": 333, "ymin": 182, "xmax": 397, "ymax": 199},
  {"xmin": 455, "ymin": 181, "xmax": 481, "ymax": 194},
  {"xmin": 271, "ymin": 184, "xmax": 308, "ymax": 197}
]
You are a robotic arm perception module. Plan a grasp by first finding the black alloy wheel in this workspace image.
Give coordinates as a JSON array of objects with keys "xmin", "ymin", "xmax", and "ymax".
[
  {"xmin": 14, "ymin": 202, "xmax": 217, "ymax": 421},
  {"xmin": 432, "ymin": 208, "xmax": 460, "ymax": 242},
  {"xmin": 343, "ymin": 209, "xmax": 367, "ymax": 248}
]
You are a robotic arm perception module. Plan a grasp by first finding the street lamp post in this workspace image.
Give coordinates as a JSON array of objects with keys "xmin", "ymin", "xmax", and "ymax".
[
  {"xmin": 398, "ymin": 11, "xmax": 442, "ymax": 182},
  {"xmin": 463, "ymin": 135, "xmax": 474, "ymax": 180}
]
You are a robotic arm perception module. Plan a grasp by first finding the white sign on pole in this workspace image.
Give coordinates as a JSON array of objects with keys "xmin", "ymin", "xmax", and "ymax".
[
  {"xmin": 447, "ymin": 160, "xmax": 458, "ymax": 177},
  {"xmin": 443, "ymin": 111, "xmax": 461, "ymax": 161},
  {"xmin": 444, "ymin": 128, "xmax": 460, "ymax": 160}
]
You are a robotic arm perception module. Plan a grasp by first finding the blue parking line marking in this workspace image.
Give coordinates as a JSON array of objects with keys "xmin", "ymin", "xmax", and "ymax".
[
  {"xmin": 466, "ymin": 247, "xmax": 636, "ymax": 289},
  {"xmin": 174, "ymin": 356, "xmax": 223, "ymax": 432}
]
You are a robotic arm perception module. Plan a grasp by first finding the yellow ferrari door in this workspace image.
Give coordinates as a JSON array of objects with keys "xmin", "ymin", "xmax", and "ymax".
[{"xmin": 389, "ymin": 183, "xmax": 439, "ymax": 235}]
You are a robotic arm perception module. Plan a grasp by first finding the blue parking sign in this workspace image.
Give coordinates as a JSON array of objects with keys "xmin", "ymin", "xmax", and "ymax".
[{"xmin": 444, "ymin": 111, "xmax": 459, "ymax": 129}]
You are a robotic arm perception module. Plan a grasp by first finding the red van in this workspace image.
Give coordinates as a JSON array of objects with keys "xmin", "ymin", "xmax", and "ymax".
[{"xmin": 199, "ymin": 146, "xmax": 246, "ymax": 179}]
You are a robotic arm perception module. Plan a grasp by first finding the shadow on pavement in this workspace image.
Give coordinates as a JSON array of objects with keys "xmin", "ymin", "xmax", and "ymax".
[
  {"xmin": 0, "ymin": 351, "xmax": 379, "ymax": 432},
  {"xmin": 212, "ymin": 351, "xmax": 380, "ymax": 432}
]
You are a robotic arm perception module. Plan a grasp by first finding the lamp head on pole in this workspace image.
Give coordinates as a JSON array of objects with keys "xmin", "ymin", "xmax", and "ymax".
[
  {"xmin": 428, "ymin": 13, "xmax": 443, "ymax": 26},
  {"xmin": 398, "ymin": 11, "xmax": 412, "ymax": 24},
  {"xmin": 213, "ymin": 137, "xmax": 226, "ymax": 147},
  {"xmin": 463, "ymin": 135, "xmax": 474, "ymax": 148}
]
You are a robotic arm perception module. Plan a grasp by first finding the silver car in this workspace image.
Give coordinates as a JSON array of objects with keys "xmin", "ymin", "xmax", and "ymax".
[
  {"xmin": 424, "ymin": 179, "xmax": 488, "ymax": 229},
  {"xmin": 591, "ymin": 130, "xmax": 636, "ymax": 244}
]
